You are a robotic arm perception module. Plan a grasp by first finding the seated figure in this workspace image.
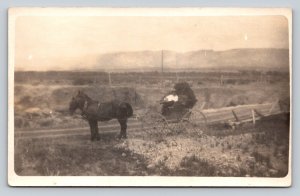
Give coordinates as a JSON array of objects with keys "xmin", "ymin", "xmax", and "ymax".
[
  {"xmin": 160, "ymin": 82, "xmax": 197, "ymax": 117},
  {"xmin": 161, "ymin": 92, "xmax": 178, "ymax": 116}
]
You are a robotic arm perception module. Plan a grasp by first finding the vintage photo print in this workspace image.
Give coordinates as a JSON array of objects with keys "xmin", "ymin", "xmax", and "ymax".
[{"xmin": 8, "ymin": 8, "xmax": 292, "ymax": 186}]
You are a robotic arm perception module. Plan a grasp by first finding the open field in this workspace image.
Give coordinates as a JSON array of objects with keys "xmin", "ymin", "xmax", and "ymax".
[
  {"xmin": 15, "ymin": 114, "xmax": 289, "ymax": 177},
  {"xmin": 13, "ymin": 71, "xmax": 290, "ymax": 177}
]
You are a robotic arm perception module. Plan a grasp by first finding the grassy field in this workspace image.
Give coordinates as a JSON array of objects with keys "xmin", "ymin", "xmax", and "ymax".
[
  {"xmin": 14, "ymin": 71, "xmax": 290, "ymax": 177},
  {"xmin": 15, "ymin": 114, "xmax": 289, "ymax": 177}
]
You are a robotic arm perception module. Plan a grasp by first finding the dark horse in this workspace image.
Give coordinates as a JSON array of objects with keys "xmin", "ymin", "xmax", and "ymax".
[{"xmin": 69, "ymin": 91, "xmax": 133, "ymax": 141}]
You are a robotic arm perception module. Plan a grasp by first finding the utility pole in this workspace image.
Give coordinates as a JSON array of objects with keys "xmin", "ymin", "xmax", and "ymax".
[
  {"xmin": 108, "ymin": 72, "xmax": 112, "ymax": 87},
  {"xmin": 161, "ymin": 50, "xmax": 164, "ymax": 88},
  {"xmin": 220, "ymin": 74, "xmax": 224, "ymax": 86},
  {"xmin": 176, "ymin": 54, "xmax": 179, "ymax": 82},
  {"xmin": 94, "ymin": 76, "xmax": 97, "ymax": 85},
  {"xmin": 161, "ymin": 50, "xmax": 164, "ymax": 73}
]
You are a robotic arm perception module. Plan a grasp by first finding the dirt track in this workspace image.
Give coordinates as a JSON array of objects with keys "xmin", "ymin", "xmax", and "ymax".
[
  {"xmin": 15, "ymin": 122, "xmax": 143, "ymax": 139},
  {"xmin": 15, "ymin": 101, "xmax": 283, "ymax": 140}
]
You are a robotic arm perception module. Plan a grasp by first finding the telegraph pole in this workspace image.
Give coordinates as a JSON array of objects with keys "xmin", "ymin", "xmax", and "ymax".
[
  {"xmin": 161, "ymin": 50, "xmax": 164, "ymax": 73},
  {"xmin": 176, "ymin": 53, "xmax": 179, "ymax": 82},
  {"xmin": 108, "ymin": 71, "xmax": 112, "ymax": 87},
  {"xmin": 161, "ymin": 50, "xmax": 164, "ymax": 87}
]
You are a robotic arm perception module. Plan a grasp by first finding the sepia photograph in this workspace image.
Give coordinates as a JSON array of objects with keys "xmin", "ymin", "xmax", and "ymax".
[{"xmin": 8, "ymin": 8, "xmax": 292, "ymax": 186}]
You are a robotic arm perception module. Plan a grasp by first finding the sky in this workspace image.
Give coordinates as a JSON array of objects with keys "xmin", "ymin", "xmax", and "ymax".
[{"xmin": 15, "ymin": 15, "xmax": 289, "ymax": 70}]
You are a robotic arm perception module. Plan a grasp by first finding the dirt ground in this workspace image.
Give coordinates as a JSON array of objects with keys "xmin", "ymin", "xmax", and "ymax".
[{"xmin": 15, "ymin": 113, "xmax": 289, "ymax": 177}]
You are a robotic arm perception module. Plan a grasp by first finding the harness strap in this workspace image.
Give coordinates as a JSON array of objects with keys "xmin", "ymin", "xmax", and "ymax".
[
  {"xmin": 81, "ymin": 100, "xmax": 88, "ymax": 119},
  {"xmin": 83, "ymin": 101, "xmax": 102, "ymax": 111},
  {"xmin": 83, "ymin": 100, "xmax": 88, "ymax": 111},
  {"xmin": 82, "ymin": 101, "xmax": 102, "ymax": 120}
]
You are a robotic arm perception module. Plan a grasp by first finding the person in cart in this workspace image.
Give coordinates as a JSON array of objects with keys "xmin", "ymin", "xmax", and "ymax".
[
  {"xmin": 161, "ymin": 91, "xmax": 178, "ymax": 115},
  {"xmin": 160, "ymin": 82, "xmax": 197, "ymax": 117}
]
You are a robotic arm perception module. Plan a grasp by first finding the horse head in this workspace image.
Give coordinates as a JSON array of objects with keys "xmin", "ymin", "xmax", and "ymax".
[{"xmin": 69, "ymin": 90, "xmax": 86, "ymax": 115}]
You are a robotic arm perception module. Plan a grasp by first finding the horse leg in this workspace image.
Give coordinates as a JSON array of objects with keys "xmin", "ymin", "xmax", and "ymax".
[
  {"xmin": 117, "ymin": 118, "xmax": 127, "ymax": 139},
  {"xmin": 88, "ymin": 120, "xmax": 95, "ymax": 141}
]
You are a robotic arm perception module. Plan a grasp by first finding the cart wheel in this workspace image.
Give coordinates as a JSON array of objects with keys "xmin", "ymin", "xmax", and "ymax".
[
  {"xmin": 186, "ymin": 110, "xmax": 208, "ymax": 132},
  {"xmin": 140, "ymin": 109, "xmax": 168, "ymax": 131},
  {"xmin": 176, "ymin": 119, "xmax": 190, "ymax": 133}
]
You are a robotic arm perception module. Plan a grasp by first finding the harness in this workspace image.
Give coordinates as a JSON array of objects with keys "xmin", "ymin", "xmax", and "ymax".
[
  {"xmin": 81, "ymin": 100, "xmax": 102, "ymax": 119},
  {"xmin": 83, "ymin": 100, "xmax": 88, "ymax": 111}
]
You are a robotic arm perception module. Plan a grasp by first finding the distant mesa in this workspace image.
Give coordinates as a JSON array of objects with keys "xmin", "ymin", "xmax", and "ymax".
[
  {"xmin": 16, "ymin": 48, "xmax": 289, "ymax": 72},
  {"xmin": 91, "ymin": 48, "xmax": 289, "ymax": 72}
]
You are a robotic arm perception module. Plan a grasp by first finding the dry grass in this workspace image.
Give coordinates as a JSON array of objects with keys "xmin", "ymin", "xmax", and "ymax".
[
  {"xmin": 15, "ymin": 113, "xmax": 289, "ymax": 177},
  {"xmin": 14, "ymin": 73, "xmax": 290, "ymax": 177}
]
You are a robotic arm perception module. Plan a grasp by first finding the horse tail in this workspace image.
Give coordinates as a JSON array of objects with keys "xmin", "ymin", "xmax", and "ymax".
[{"xmin": 124, "ymin": 103, "xmax": 133, "ymax": 118}]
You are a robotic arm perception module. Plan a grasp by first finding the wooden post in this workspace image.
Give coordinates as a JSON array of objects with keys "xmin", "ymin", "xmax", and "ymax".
[
  {"xmin": 220, "ymin": 74, "xmax": 224, "ymax": 86},
  {"xmin": 232, "ymin": 110, "xmax": 239, "ymax": 122},
  {"xmin": 134, "ymin": 86, "xmax": 137, "ymax": 105},
  {"xmin": 200, "ymin": 102, "xmax": 206, "ymax": 110},
  {"xmin": 252, "ymin": 109, "xmax": 256, "ymax": 125},
  {"xmin": 108, "ymin": 72, "xmax": 112, "ymax": 87},
  {"xmin": 268, "ymin": 100, "xmax": 278, "ymax": 115}
]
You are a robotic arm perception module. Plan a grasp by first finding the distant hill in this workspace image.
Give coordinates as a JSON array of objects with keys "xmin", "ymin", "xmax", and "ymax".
[
  {"xmin": 90, "ymin": 48, "xmax": 289, "ymax": 72},
  {"xmin": 22, "ymin": 48, "xmax": 288, "ymax": 72}
]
